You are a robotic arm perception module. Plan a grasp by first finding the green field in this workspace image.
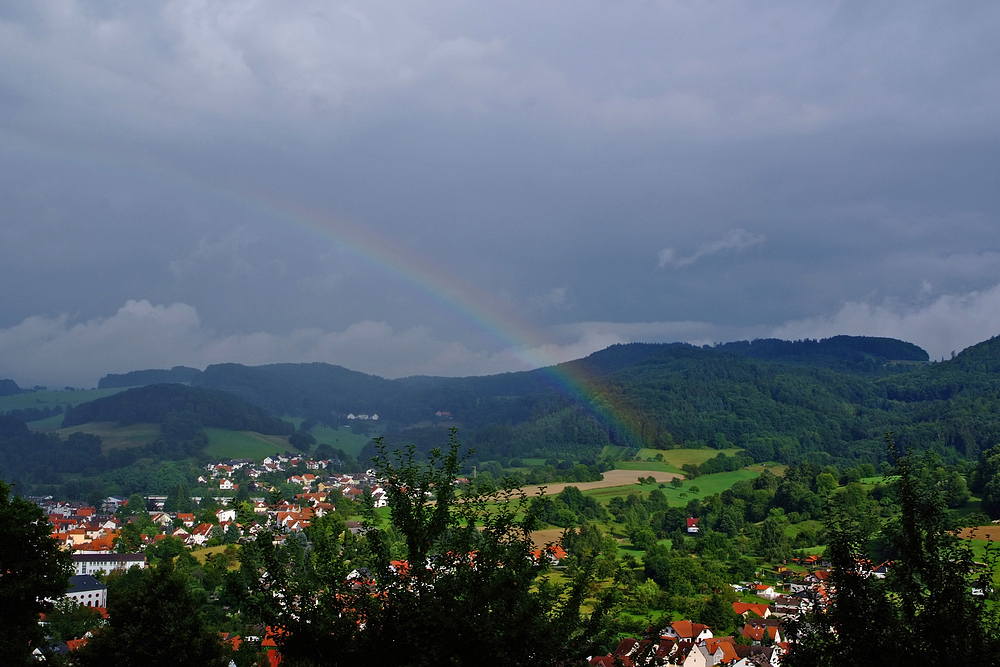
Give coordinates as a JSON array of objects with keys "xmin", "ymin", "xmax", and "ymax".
[
  {"xmin": 0, "ymin": 387, "xmax": 126, "ymax": 412},
  {"xmin": 618, "ymin": 448, "xmax": 745, "ymax": 474},
  {"xmin": 785, "ymin": 519, "xmax": 823, "ymax": 538},
  {"xmin": 582, "ymin": 469, "xmax": 760, "ymax": 507},
  {"xmin": 283, "ymin": 416, "xmax": 377, "ymax": 457},
  {"xmin": 615, "ymin": 460, "xmax": 684, "ymax": 474},
  {"xmin": 204, "ymin": 429, "xmax": 291, "ymax": 461},
  {"xmin": 628, "ymin": 447, "xmax": 743, "ymax": 464},
  {"xmin": 56, "ymin": 422, "xmax": 161, "ymax": 453},
  {"xmin": 309, "ymin": 425, "xmax": 371, "ymax": 457},
  {"xmin": 52, "ymin": 420, "xmax": 297, "ymax": 461},
  {"xmin": 27, "ymin": 414, "xmax": 66, "ymax": 430}
]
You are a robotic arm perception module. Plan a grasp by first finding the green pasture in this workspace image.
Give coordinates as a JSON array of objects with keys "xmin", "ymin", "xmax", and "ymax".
[
  {"xmin": 0, "ymin": 387, "xmax": 125, "ymax": 412},
  {"xmin": 615, "ymin": 460, "xmax": 684, "ymax": 474},
  {"xmin": 748, "ymin": 463, "xmax": 788, "ymax": 476},
  {"xmin": 204, "ymin": 429, "xmax": 291, "ymax": 461},
  {"xmin": 962, "ymin": 540, "xmax": 1000, "ymax": 588},
  {"xmin": 56, "ymin": 422, "xmax": 161, "ymax": 453},
  {"xmin": 309, "ymin": 425, "xmax": 371, "ymax": 457},
  {"xmin": 628, "ymin": 447, "xmax": 744, "ymax": 465},
  {"xmin": 26, "ymin": 414, "xmax": 66, "ymax": 430},
  {"xmin": 581, "ymin": 469, "xmax": 760, "ymax": 507},
  {"xmin": 785, "ymin": 519, "xmax": 823, "ymax": 538}
]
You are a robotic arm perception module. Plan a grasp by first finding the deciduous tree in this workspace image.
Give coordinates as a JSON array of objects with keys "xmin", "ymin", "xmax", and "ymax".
[{"xmin": 0, "ymin": 479, "xmax": 72, "ymax": 665}]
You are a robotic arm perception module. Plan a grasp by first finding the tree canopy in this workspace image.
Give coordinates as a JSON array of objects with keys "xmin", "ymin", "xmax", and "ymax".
[
  {"xmin": 231, "ymin": 430, "xmax": 617, "ymax": 666},
  {"xmin": 0, "ymin": 479, "xmax": 72, "ymax": 665}
]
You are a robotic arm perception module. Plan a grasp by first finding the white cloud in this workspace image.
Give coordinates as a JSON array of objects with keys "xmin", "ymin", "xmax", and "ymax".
[
  {"xmin": 772, "ymin": 283, "xmax": 1000, "ymax": 360},
  {"xmin": 0, "ymin": 299, "xmax": 592, "ymax": 387},
  {"xmin": 657, "ymin": 228, "xmax": 764, "ymax": 268}
]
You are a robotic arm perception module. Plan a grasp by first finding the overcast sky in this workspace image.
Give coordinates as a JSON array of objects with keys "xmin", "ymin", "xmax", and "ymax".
[{"xmin": 3, "ymin": 1, "xmax": 1000, "ymax": 387}]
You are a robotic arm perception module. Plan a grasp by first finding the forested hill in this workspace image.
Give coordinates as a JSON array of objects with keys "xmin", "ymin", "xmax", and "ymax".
[
  {"xmin": 76, "ymin": 334, "xmax": 1000, "ymax": 469},
  {"xmin": 95, "ymin": 335, "xmax": 925, "ymax": 425},
  {"xmin": 97, "ymin": 366, "xmax": 201, "ymax": 389},
  {"xmin": 0, "ymin": 379, "xmax": 22, "ymax": 396},
  {"xmin": 62, "ymin": 384, "xmax": 295, "ymax": 436},
  {"xmin": 714, "ymin": 335, "xmax": 929, "ymax": 372}
]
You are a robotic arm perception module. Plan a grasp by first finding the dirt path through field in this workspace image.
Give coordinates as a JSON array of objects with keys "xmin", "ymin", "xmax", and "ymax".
[{"xmin": 521, "ymin": 469, "xmax": 681, "ymax": 497}]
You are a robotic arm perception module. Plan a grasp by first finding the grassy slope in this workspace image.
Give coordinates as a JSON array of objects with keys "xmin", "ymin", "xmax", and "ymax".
[
  {"xmin": 0, "ymin": 387, "xmax": 126, "ymax": 412},
  {"xmin": 283, "ymin": 417, "xmax": 372, "ymax": 457},
  {"xmin": 204, "ymin": 428, "xmax": 291, "ymax": 461},
  {"xmin": 582, "ymin": 469, "xmax": 760, "ymax": 507},
  {"xmin": 617, "ymin": 447, "xmax": 745, "ymax": 474},
  {"xmin": 49, "ymin": 420, "xmax": 301, "ymax": 462},
  {"xmin": 310, "ymin": 425, "xmax": 371, "ymax": 457},
  {"xmin": 56, "ymin": 422, "xmax": 161, "ymax": 454}
]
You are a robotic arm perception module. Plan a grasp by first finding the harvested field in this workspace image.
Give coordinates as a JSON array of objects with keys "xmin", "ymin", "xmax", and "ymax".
[
  {"xmin": 957, "ymin": 525, "xmax": 1000, "ymax": 540},
  {"xmin": 521, "ymin": 469, "xmax": 680, "ymax": 497},
  {"xmin": 530, "ymin": 528, "xmax": 566, "ymax": 549}
]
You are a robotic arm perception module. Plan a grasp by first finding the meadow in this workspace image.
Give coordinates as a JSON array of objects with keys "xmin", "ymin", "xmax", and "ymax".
[
  {"xmin": 616, "ymin": 447, "xmax": 745, "ymax": 474},
  {"xmin": 581, "ymin": 469, "xmax": 760, "ymax": 507},
  {"xmin": 56, "ymin": 422, "xmax": 162, "ymax": 453},
  {"xmin": 204, "ymin": 429, "xmax": 291, "ymax": 461},
  {"xmin": 0, "ymin": 387, "xmax": 124, "ymax": 412}
]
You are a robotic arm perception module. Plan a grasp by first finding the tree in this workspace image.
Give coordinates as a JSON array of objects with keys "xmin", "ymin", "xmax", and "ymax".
[
  {"xmin": 785, "ymin": 434, "xmax": 1000, "ymax": 666},
  {"xmin": 74, "ymin": 562, "xmax": 229, "ymax": 667},
  {"xmin": 164, "ymin": 483, "xmax": 194, "ymax": 513},
  {"xmin": 756, "ymin": 510, "xmax": 790, "ymax": 562},
  {"xmin": 0, "ymin": 479, "xmax": 72, "ymax": 665},
  {"xmin": 238, "ymin": 430, "xmax": 618, "ymax": 666},
  {"xmin": 43, "ymin": 599, "xmax": 104, "ymax": 642}
]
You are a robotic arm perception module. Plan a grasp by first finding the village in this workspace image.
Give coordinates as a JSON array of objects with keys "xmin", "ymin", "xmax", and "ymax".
[
  {"xmin": 39, "ymin": 452, "xmax": 391, "ymax": 552},
  {"xmin": 27, "ymin": 449, "xmax": 859, "ymax": 666}
]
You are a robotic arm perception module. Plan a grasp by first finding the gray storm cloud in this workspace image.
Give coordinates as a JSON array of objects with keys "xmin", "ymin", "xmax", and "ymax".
[{"xmin": 2, "ymin": 1, "xmax": 1000, "ymax": 384}]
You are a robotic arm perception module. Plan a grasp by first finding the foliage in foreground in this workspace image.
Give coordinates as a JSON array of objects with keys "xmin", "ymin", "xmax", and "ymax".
[
  {"xmin": 785, "ymin": 434, "xmax": 1000, "ymax": 666},
  {"xmin": 232, "ymin": 431, "xmax": 619, "ymax": 666},
  {"xmin": 0, "ymin": 479, "xmax": 72, "ymax": 666}
]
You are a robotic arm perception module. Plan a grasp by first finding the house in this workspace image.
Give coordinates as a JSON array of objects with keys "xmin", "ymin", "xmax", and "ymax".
[
  {"xmin": 672, "ymin": 640, "xmax": 712, "ymax": 667},
  {"xmin": 216, "ymin": 508, "xmax": 237, "ymax": 523},
  {"xmin": 732, "ymin": 644, "xmax": 781, "ymax": 667},
  {"xmin": 66, "ymin": 575, "xmax": 108, "ymax": 608},
  {"xmin": 733, "ymin": 601, "xmax": 771, "ymax": 618},
  {"xmin": 662, "ymin": 620, "xmax": 713, "ymax": 643},
  {"xmin": 370, "ymin": 487, "xmax": 389, "ymax": 508},
  {"xmin": 72, "ymin": 553, "xmax": 146, "ymax": 576},
  {"xmin": 219, "ymin": 479, "xmax": 235, "ymax": 490},
  {"xmin": 752, "ymin": 583, "xmax": 777, "ymax": 599},
  {"xmin": 705, "ymin": 636, "xmax": 739, "ymax": 664},
  {"xmin": 771, "ymin": 594, "xmax": 809, "ymax": 617},
  {"xmin": 740, "ymin": 618, "xmax": 784, "ymax": 645},
  {"xmin": 176, "ymin": 513, "xmax": 196, "ymax": 527},
  {"xmin": 871, "ymin": 561, "xmax": 892, "ymax": 579},
  {"xmin": 686, "ymin": 517, "xmax": 700, "ymax": 534},
  {"xmin": 188, "ymin": 523, "xmax": 215, "ymax": 546}
]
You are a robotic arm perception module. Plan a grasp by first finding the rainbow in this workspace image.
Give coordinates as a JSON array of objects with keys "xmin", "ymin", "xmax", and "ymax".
[
  {"xmin": 226, "ymin": 191, "xmax": 653, "ymax": 450},
  {"xmin": 5, "ymin": 134, "xmax": 654, "ymax": 449}
]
